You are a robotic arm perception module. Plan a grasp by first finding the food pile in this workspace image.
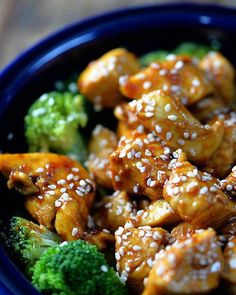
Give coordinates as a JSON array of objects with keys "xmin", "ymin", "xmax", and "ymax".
[{"xmin": 1, "ymin": 43, "xmax": 236, "ymax": 294}]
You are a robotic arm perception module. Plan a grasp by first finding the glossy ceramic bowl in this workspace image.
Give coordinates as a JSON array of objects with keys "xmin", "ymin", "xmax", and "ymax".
[{"xmin": 0, "ymin": 3, "xmax": 236, "ymax": 295}]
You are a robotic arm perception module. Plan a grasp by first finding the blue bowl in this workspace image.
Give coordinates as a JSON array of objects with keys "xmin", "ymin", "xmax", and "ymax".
[{"xmin": 0, "ymin": 3, "xmax": 236, "ymax": 294}]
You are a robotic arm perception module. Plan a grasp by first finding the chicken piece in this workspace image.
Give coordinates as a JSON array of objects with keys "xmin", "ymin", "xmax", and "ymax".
[
  {"xmin": 120, "ymin": 55, "xmax": 214, "ymax": 105},
  {"xmin": 190, "ymin": 95, "xmax": 227, "ymax": 123},
  {"xmin": 128, "ymin": 90, "xmax": 224, "ymax": 164},
  {"xmin": 87, "ymin": 125, "xmax": 117, "ymax": 189},
  {"xmin": 163, "ymin": 152, "xmax": 235, "ymax": 229},
  {"xmin": 94, "ymin": 191, "xmax": 137, "ymax": 232},
  {"xmin": 199, "ymin": 52, "xmax": 236, "ymax": 105},
  {"xmin": 202, "ymin": 112, "xmax": 236, "ymax": 179},
  {"xmin": 78, "ymin": 48, "xmax": 140, "ymax": 108},
  {"xmin": 115, "ymin": 224, "xmax": 170, "ymax": 292},
  {"xmin": 55, "ymin": 198, "xmax": 88, "ymax": 241},
  {"xmin": 128, "ymin": 200, "xmax": 181, "ymax": 228},
  {"xmin": 171, "ymin": 222, "xmax": 196, "ymax": 242},
  {"xmin": 143, "ymin": 229, "xmax": 223, "ymax": 295},
  {"xmin": 110, "ymin": 133, "xmax": 174, "ymax": 201},
  {"xmin": 0, "ymin": 153, "xmax": 95, "ymax": 233},
  {"xmin": 222, "ymin": 236, "xmax": 236, "ymax": 284}
]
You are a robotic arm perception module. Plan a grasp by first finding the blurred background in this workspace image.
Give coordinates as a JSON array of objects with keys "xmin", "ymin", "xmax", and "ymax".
[{"xmin": 0, "ymin": 0, "xmax": 235, "ymax": 69}]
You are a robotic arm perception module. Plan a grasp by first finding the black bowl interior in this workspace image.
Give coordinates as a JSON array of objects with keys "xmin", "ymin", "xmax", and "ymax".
[{"xmin": 0, "ymin": 3, "xmax": 236, "ymax": 295}]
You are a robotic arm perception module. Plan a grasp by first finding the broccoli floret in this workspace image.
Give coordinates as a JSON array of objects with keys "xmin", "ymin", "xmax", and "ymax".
[
  {"xmin": 139, "ymin": 42, "xmax": 213, "ymax": 66},
  {"xmin": 174, "ymin": 42, "xmax": 212, "ymax": 59},
  {"xmin": 7, "ymin": 217, "xmax": 60, "ymax": 275},
  {"xmin": 32, "ymin": 240, "xmax": 127, "ymax": 295},
  {"xmin": 25, "ymin": 91, "xmax": 88, "ymax": 162}
]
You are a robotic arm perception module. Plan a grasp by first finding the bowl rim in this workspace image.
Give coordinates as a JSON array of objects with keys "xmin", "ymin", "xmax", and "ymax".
[{"xmin": 1, "ymin": 2, "xmax": 236, "ymax": 294}]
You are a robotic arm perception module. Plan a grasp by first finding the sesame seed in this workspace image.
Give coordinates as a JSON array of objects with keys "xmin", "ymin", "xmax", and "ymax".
[
  {"xmin": 67, "ymin": 174, "xmax": 74, "ymax": 181},
  {"xmin": 192, "ymin": 79, "xmax": 200, "ymax": 86},
  {"xmin": 47, "ymin": 190, "xmax": 55, "ymax": 196},
  {"xmin": 48, "ymin": 184, "xmax": 56, "ymax": 189},
  {"xmin": 145, "ymin": 149, "xmax": 152, "ymax": 156},
  {"xmin": 155, "ymin": 125, "xmax": 162, "ymax": 133},
  {"xmin": 145, "ymin": 112, "xmax": 154, "ymax": 118},
  {"xmin": 57, "ymin": 179, "xmax": 66, "ymax": 185},
  {"xmin": 226, "ymin": 184, "xmax": 233, "ymax": 191},
  {"xmin": 183, "ymin": 132, "xmax": 190, "ymax": 139},
  {"xmin": 143, "ymin": 81, "xmax": 152, "ymax": 89},
  {"xmin": 68, "ymin": 183, "xmax": 74, "ymax": 189},
  {"xmin": 119, "ymin": 150, "xmax": 126, "ymax": 158},
  {"xmin": 168, "ymin": 115, "xmax": 177, "ymax": 121},
  {"xmin": 189, "ymin": 148, "xmax": 196, "ymax": 157},
  {"xmin": 71, "ymin": 227, "xmax": 79, "ymax": 236},
  {"xmin": 133, "ymin": 185, "xmax": 139, "ymax": 193},
  {"xmin": 175, "ymin": 60, "xmax": 184, "ymax": 69},
  {"xmin": 101, "ymin": 265, "xmax": 108, "ymax": 272},
  {"xmin": 79, "ymin": 180, "xmax": 86, "ymax": 186},
  {"xmin": 164, "ymin": 104, "xmax": 171, "ymax": 112},
  {"xmin": 133, "ymin": 245, "xmax": 141, "ymax": 251},
  {"xmin": 72, "ymin": 167, "xmax": 80, "ymax": 172},
  {"xmin": 191, "ymin": 132, "xmax": 197, "ymax": 139},
  {"xmin": 140, "ymin": 167, "xmax": 146, "ymax": 173},
  {"xmin": 36, "ymin": 167, "xmax": 44, "ymax": 173},
  {"xmin": 115, "ymin": 175, "xmax": 120, "ymax": 182},
  {"xmin": 178, "ymin": 139, "xmax": 185, "ymax": 146},
  {"xmin": 147, "ymin": 258, "xmax": 153, "ymax": 267},
  {"xmin": 76, "ymin": 190, "xmax": 84, "ymax": 197},
  {"xmin": 199, "ymin": 186, "xmax": 208, "ymax": 194},
  {"xmin": 150, "ymin": 242, "xmax": 158, "ymax": 248},
  {"xmin": 55, "ymin": 200, "xmax": 62, "ymax": 207},
  {"xmin": 166, "ymin": 132, "xmax": 172, "ymax": 140},
  {"xmin": 135, "ymin": 152, "xmax": 141, "ymax": 158}
]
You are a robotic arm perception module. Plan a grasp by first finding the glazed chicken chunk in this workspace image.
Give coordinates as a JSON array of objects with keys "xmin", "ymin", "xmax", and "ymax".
[
  {"xmin": 120, "ymin": 55, "xmax": 214, "ymax": 105},
  {"xmin": 94, "ymin": 191, "xmax": 137, "ymax": 232},
  {"xmin": 163, "ymin": 151, "xmax": 235, "ymax": 229},
  {"xmin": 110, "ymin": 132, "xmax": 173, "ymax": 201},
  {"xmin": 202, "ymin": 112, "xmax": 236, "ymax": 179},
  {"xmin": 199, "ymin": 51, "xmax": 236, "ymax": 105},
  {"xmin": 115, "ymin": 224, "xmax": 170, "ymax": 292},
  {"xmin": 87, "ymin": 124, "xmax": 118, "ymax": 189},
  {"xmin": 0, "ymin": 153, "xmax": 95, "ymax": 240},
  {"xmin": 128, "ymin": 90, "xmax": 224, "ymax": 164},
  {"xmin": 143, "ymin": 229, "xmax": 223, "ymax": 295},
  {"xmin": 78, "ymin": 48, "xmax": 140, "ymax": 108}
]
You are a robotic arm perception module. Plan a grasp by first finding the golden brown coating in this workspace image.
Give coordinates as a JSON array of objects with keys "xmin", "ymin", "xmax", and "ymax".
[
  {"xmin": 110, "ymin": 133, "xmax": 173, "ymax": 201},
  {"xmin": 190, "ymin": 95, "xmax": 227, "ymax": 123},
  {"xmin": 0, "ymin": 153, "xmax": 95, "ymax": 239},
  {"xmin": 163, "ymin": 152, "xmax": 235, "ymax": 229},
  {"xmin": 202, "ymin": 112, "xmax": 236, "ymax": 179},
  {"xmin": 222, "ymin": 236, "xmax": 236, "ymax": 284},
  {"xmin": 120, "ymin": 55, "xmax": 214, "ymax": 105},
  {"xmin": 171, "ymin": 222, "xmax": 196, "ymax": 242},
  {"xmin": 128, "ymin": 90, "xmax": 224, "ymax": 164},
  {"xmin": 78, "ymin": 48, "xmax": 140, "ymax": 108},
  {"xmin": 128, "ymin": 200, "xmax": 181, "ymax": 228},
  {"xmin": 94, "ymin": 191, "xmax": 136, "ymax": 232},
  {"xmin": 143, "ymin": 229, "xmax": 223, "ymax": 295},
  {"xmin": 199, "ymin": 52, "xmax": 236, "ymax": 105},
  {"xmin": 87, "ymin": 125, "xmax": 117, "ymax": 189},
  {"xmin": 115, "ymin": 225, "xmax": 170, "ymax": 292}
]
